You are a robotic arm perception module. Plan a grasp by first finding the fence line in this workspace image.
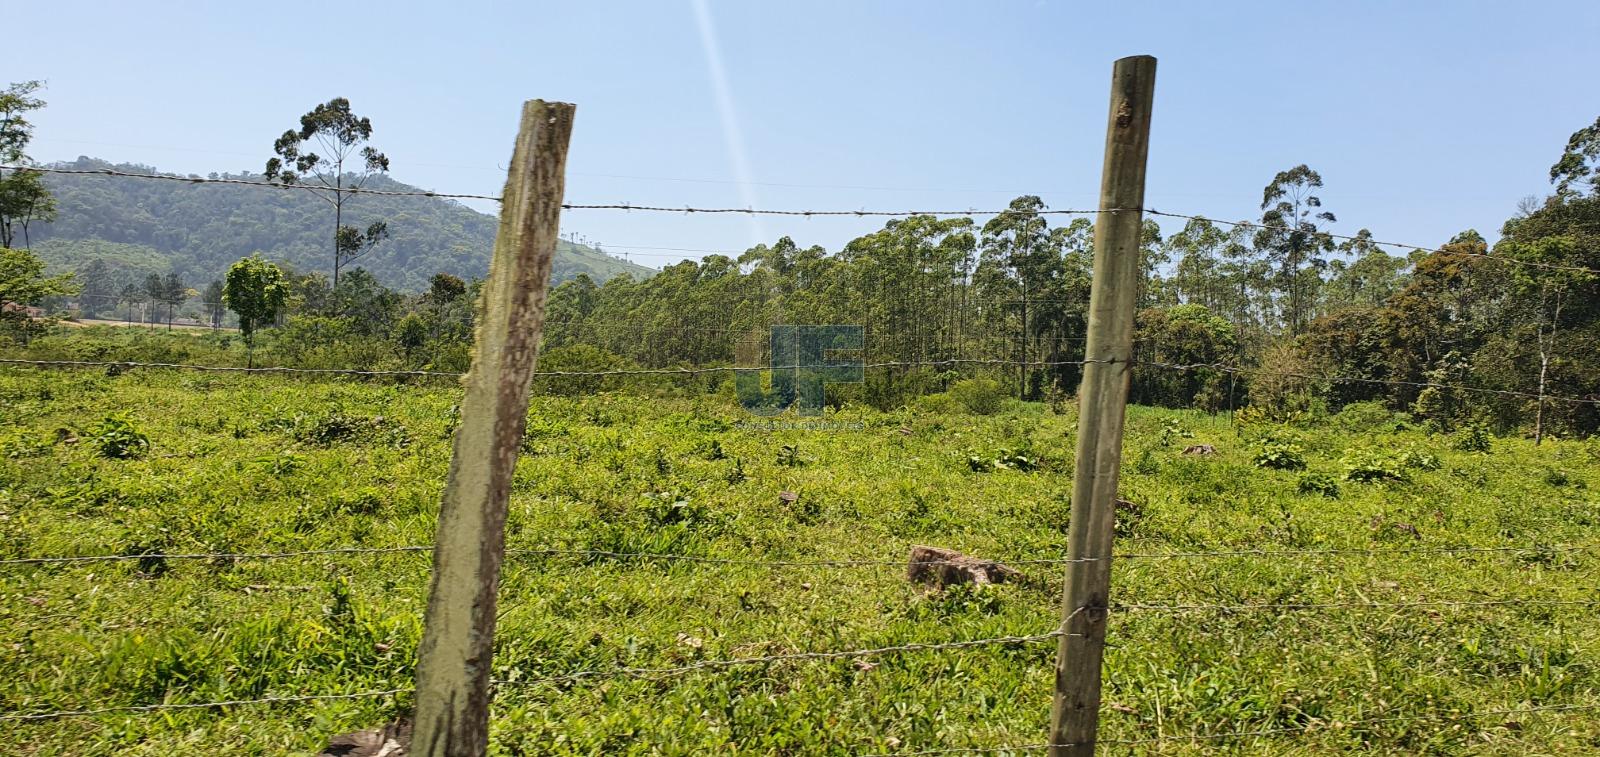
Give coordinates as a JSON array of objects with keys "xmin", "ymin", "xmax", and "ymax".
[
  {"xmin": 1113, "ymin": 598, "xmax": 1600, "ymax": 613},
  {"xmin": 10, "ymin": 164, "xmax": 1600, "ymax": 278},
  {"xmin": 4, "ymin": 542, "xmax": 1586, "ymax": 569},
  {"xmin": 888, "ymin": 702, "xmax": 1600, "ymax": 755},
  {"xmin": 5, "ymin": 354, "xmax": 1597, "ymax": 406},
  {"xmin": 0, "ymin": 631, "xmax": 1067, "ymax": 723}
]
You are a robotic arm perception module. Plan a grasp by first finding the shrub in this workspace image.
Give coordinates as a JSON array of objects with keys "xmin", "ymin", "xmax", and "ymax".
[
  {"xmin": 949, "ymin": 378, "xmax": 1006, "ymax": 415},
  {"xmin": 776, "ymin": 444, "xmax": 807, "ymax": 467},
  {"xmin": 1332, "ymin": 401, "xmax": 1396, "ymax": 433},
  {"xmin": 1341, "ymin": 450, "xmax": 1407, "ymax": 483},
  {"xmin": 294, "ymin": 412, "xmax": 411, "ymax": 449},
  {"xmin": 967, "ymin": 448, "xmax": 1041, "ymax": 473},
  {"xmin": 1454, "ymin": 424, "xmax": 1492, "ymax": 452},
  {"xmin": 1396, "ymin": 446, "xmax": 1441, "ymax": 471},
  {"xmin": 91, "ymin": 415, "xmax": 150, "ymax": 460},
  {"xmin": 1252, "ymin": 440, "xmax": 1307, "ymax": 471},
  {"xmin": 1158, "ymin": 418, "xmax": 1194, "ymax": 447},
  {"xmin": 911, "ymin": 391, "xmax": 962, "ymax": 416},
  {"xmin": 1297, "ymin": 472, "xmax": 1341, "ymax": 498}
]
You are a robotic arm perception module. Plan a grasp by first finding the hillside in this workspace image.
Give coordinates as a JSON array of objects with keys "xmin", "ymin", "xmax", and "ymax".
[{"xmin": 29, "ymin": 157, "xmax": 654, "ymax": 291}]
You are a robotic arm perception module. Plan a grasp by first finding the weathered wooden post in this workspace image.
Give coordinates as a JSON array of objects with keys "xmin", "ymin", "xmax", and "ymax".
[
  {"xmin": 412, "ymin": 99, "xmax": 575, "ymax": 756},
  {"xmin": 1048, "ymin": 55, "xmax": 1156, "ymax": 756}
]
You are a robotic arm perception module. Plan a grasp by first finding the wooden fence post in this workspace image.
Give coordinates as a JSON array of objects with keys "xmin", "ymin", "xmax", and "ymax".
[
  {"xmin": 412, "ymin": 99, "xmax": 575, "ymax": 757},
  {"xmin": 1048, "ymin": 55, "xmax": 1156, "ymax": 757}
]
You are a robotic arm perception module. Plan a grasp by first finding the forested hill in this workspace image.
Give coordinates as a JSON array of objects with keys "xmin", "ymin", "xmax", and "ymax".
[{"xmin": 29, "ymin": 157, "xmax": 654, "ymax": 291}]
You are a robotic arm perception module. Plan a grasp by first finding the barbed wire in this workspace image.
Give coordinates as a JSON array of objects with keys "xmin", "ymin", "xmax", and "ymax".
[
  {"xmin": 495, "ymin": 631, "xmax": 1070, "ymax": 689},
  {"xmin": 0, "ymin": 688, "xmax": 410, "ymax": 722},
  {"xmin": 1143, "ymin": 209, "xmax": 1600, "ymax": 277},
  {"xmin": 0, "ymin": 631, "xmax": 1065, "ymax": 723},
  {"xmin": 886, "ymin": 702, "xmax": 1600, "ymax": 755},
  {"xmin": 5, "ymin": 354, "xmax": 1598, "ymax": 407},
  {"xmin": 1114, "ymin": 598, "xmax": 1600, "ymax": 613},
  {"xmin": 1146, "ymin": 360, "xmax": 1600, "ymax": 406},
  {"xmin": 14, "ymin": 165, "xmax": 1600, "ymax": 277},
  {"xmin": 4, "ymin": 542, "xmax": 1583, "ymax": 569}
]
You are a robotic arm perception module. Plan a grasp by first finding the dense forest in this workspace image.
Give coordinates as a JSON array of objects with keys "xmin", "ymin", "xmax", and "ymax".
[{"xmin": 28, "ymin": 157, "xmax": 652, "ymax": 291}]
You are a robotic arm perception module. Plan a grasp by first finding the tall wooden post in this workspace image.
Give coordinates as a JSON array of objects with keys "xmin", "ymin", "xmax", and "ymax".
[
  {"xmin": 412, "ymin": 100, "xmax": 575, "ymax": 757},
  {"xmin": 1049, "ymin": 56, "xmax": 1156, "ymax": 756}
]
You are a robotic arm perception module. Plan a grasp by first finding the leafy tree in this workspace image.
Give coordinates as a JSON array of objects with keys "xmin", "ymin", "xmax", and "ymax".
[
  {"xmin": 264, "ymin": 98, "xmax": 391, "ymax": 287},
  {"xmin": 1320, "ymin": 229, "xmax": 1408, "ymax": 313},
  {"xmin": 77, "ymin": 258, "xmax": 116, "ymax": 318},
  {"xmin": 1256, "ymin": 165, "xmax": 1336, "ymax": 334},
  {"xmin": 979, "ymin": 197, "xmax": 1063, "ymax": 399},
  {"xmin": 202, "ymin": 279, "xmax": 225, "ymax": 328},
  {"xmin": 118, "ymin": 282, "xmax": 142, "ymax": 325},
  {"xmin": 330, "ymin": 268, "xmax": 402, "ymax": 338},
  {"xmin": 222, "ymin": 255, "xmax": 288, "ymax": 367},
  {"xmin": 0, "ymin": 81, "xmax": 56, "ymax": 249},
  {"xmin": 160, "ymin": 272, "xmax": 186, "ymax": 329},
  {"xmin": 0, "ymin": 246, "xmax": 75, "ymax": 340},
  {"xmin": 1550, "ymin": 116, "xmax": 1600, "ymax": 198},
  {"xmin": 142, "ymin": 273, "xmax": 164, "ymax": 326},
  {"xmin": 0, "ymin": 246, "xmax": 76, "ymax": 306}
]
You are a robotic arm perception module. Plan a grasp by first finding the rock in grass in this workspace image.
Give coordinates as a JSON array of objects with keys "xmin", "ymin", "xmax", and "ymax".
[
  {"xmin": 906, "ymin": 545, "xmax": 1022, "ymax": 588},
  {"xmin": 1182, "ymin": 444, "xmax": 1216, "ymax": 456},
  {"xmin": 320, "ymin": 720, "xmax": 411, "ymax": 756}
]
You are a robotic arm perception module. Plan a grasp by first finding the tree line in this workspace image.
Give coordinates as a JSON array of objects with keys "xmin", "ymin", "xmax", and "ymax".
[{"xmin": 2, "ymin": 75, "xmax": 1597, "ymax": 438}]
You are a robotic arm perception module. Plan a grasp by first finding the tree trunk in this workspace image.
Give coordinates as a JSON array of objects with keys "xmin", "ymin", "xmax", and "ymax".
[{"xmin": 1534, "ymin": 350, "xmax": 1548, "ymax": 446}]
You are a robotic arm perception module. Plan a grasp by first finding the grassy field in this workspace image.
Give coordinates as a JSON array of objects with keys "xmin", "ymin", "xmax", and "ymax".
[{"xmin": 0, "ymin": 366, "xmax": 1597, "ymax": 755}]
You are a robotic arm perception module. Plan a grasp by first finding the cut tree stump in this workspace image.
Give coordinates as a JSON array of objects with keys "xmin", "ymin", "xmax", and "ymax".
[{"xmin": 906, "ymin": 545, "xmax": 1022, "ymax": 587}]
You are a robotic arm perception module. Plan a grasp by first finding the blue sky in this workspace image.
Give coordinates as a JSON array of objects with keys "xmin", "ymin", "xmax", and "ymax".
[{"xmin": 11, "ymin": 1, "xmax": 1600, "ymax": 269}]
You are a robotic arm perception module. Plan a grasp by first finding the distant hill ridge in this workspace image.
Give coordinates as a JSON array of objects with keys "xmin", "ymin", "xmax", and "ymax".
[{"xmin": 29, "ymin": 156, "xmax": 654, "ymax": 291}]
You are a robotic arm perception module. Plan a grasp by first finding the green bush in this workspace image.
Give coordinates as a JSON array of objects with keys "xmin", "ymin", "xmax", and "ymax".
[
  {"xmin": 90, "ymin": 415, "xmax": 150, "ymax": 459},
  {"xmin": 1396, "ymin": 446, "xmax": 1441, "ymax": 471},
  {"xmin": 949, "ymin": 378, "xmax": 1006, "ymax": 415},
  {"xmin": 1332, "ymin": 401, "xmax": 1397, "ymax": 433},
  {"xmin": 1252, "ymin": 440, "xmax": 1307, "ymax": 471},
  {"xmin": 1454, "ymin": 424, "xmax": 1492, "ymax": 452},
  {"xmin": 1297, "ymin": 472, "xmax": 1341, "ymax": 498},
  {"xmin": 1158, "ymin": 418, "xmax": 1194, "ymax": 446},
  {"xmin": 1341, "ymin": 449, "xmax": 1408, "ymax": 483}
]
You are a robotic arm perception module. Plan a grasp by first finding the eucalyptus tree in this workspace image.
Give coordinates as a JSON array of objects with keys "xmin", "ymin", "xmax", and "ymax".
[
  {"xmin": 264, "ymin": 98, "xmax": 391, "ymax": 287},
  {"xmin": 979, "ymin": 196, "xmax": 1063, "ymax": 398},
  {"xmin": 1255, "ymin": 165, "xmax": 1337, "ymax": 334},
  {"xmin": 1550, "ymin": 115, "xmax": 1600, "ymax": 198},
  {"xmin": 1320, "ymin": 229, "xmax": 1408, "ymax": 313}
]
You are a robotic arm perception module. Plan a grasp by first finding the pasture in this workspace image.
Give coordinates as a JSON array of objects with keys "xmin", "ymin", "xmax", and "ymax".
[{"xmin": 0, "ymin": 366, "xmax": 1596, "ymax": 755}]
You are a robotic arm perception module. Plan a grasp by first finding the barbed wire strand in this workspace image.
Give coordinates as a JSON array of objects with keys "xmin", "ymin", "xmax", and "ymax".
[
  {"xmin": 1114, "ymin": 598, "xmax": 1599, "ymax": 613},
  {"xmin": 4, "ymin": 355, "xmax": 1598, "ymax": 407},
  {"xmin": 1142, "ymin": 209, "xmax": 1600, "ymax": 277},
  {"xmin": 0, "ymin": 632, "xmax": 1065, "ymax": 722},
  {"xmin": 0, "ymin": 688, "xmax": 410, "ymax": 723},
  {"xmin": 11, "ymin": 165, "xmax": 1599, "ymax": 276},
  {"xmin": 1145, "ymin": 360, "xmax": 1600, "ymax": 406},
  {"xmin": 886, "ymin": 702, "xmax": 1600, "ymax": 755},
  {"xmin": 4, "ymin": 542, "xmax": 1587, "ymax": 570}
]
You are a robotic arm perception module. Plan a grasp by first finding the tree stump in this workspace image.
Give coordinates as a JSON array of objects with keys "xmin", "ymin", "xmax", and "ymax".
[{"xmin": 906, "ymin": 545, "xmax": 1022, "ymax": 587}]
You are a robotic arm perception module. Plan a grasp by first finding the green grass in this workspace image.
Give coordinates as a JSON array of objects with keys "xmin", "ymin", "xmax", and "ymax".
[{"xmin": 0, "ymin": 367, "xmax": 1597, "ymax": 755}]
